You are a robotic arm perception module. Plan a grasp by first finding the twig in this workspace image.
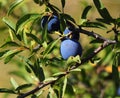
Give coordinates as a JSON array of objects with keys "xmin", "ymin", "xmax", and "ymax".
[{"xmin": 17, "ymin": 28, "xmax": 117, "ymax": 98}]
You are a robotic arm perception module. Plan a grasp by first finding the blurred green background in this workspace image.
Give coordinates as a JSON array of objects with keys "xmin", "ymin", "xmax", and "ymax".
[{"xmin": 0, "ymin": 0, "xmax": 120, "ymax": 98}]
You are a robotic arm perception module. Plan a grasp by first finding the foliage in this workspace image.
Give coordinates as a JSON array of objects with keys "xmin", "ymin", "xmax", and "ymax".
[{"xmin": 0, "ymin": 0, "xmax": 120, "ymax": 98}]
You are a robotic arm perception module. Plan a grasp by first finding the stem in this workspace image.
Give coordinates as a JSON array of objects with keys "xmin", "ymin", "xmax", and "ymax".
[{"xmin": 17, "ymin": 28, "xmax": 117, "ymax": 98}]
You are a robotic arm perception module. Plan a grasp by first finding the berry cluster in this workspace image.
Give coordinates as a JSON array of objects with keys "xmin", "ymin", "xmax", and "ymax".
[{"xmin": 41, "ymin": 14, "xmax": 82, "ymax": 59}]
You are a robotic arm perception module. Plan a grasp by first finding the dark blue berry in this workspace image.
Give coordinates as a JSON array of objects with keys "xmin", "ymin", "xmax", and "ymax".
[{"xmin": 60, "ymin": 39, "xmax": 82, "ymax": 59}]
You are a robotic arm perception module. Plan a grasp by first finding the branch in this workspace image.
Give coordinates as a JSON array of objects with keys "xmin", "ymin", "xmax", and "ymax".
[{"xmin": 17, "ymin": 28, "xmax": 117, "ymax": 98}]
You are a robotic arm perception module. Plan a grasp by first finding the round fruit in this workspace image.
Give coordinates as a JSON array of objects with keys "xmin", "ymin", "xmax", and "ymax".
[
  {"xmin": 63, "ymin": 28, "xmax": 79, "ymax": 41},
  {"xmin": 41, "ymin": 15, "xmax": 60, "ymax": 33},
  {"xmin": 60, "ymin": 39, "xmax": 82, "ymax": 59}
]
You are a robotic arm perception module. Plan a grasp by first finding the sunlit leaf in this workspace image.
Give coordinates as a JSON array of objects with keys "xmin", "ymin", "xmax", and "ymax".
[
  {"xmin": 16, "ymin": 13, "xmax": 40, "ymax": 33},
  {"xmin": 26, "ymin": 33, "xmax": 42, "ymax": 44},
  {"xmin": 7, "ymin": 0, "xmax": 24, "ymax": 16},
  {"xmin": 4, "ymin": 50, "xmax": 22, "ymax": 64},
  {"xmin": 61, "ymin": 76, "xmax": 67, "ymax": 98},
  {"xmin": 0, "ymin": 50, "xmax": 9, "ymax": 57},
  {"xmin": 44, "ymin": 77, "xmax": 57, "ymax": 82},
  {"xmin": 0, "ymin": 41, "xmax": 20, "ymax": 48},
  {"xmin": 81, "ymin": 5, "xmax": 92, "ymax": 19},
  {"xmin": 9, "ymin": 71, "xmax": 31, "ymax": 82},
  {"xmin": 52, "ymin": 72, "xmax": 66, "ymax": 77},
  {"xmin": 43, "ymin": 38, "xmax": 60, "ymax": 57},
  {"xmin": 70, "ymin": 68, "xmax": 81, "ymax": 72},
  {"xmin": 10, "ymin": 77, "xmax": 19, "ymax": 89},
  {"xmin": 2, "ymin": 17, "xmax": 15, "ymax": 32},
  {"xmin": 66, "ymin": 55, "xmax": 81, "ymax": 66},
  {"xmin": 22, "ymin": 31, "xmax": 28, "ymax": 46}
]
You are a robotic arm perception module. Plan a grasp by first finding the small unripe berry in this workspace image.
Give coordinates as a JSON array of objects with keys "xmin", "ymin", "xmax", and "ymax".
[
  {"xmin": 41, "ymin": 15, "xmax": 60, "ymax": 33},
  {"xmin": 60, "ymin": 39, "xmax": 82, "ymax": 59}
]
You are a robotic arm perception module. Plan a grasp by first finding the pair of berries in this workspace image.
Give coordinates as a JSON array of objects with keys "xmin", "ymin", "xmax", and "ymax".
[{"xmin": 41, "ymin": 15, "xmax": 82, "ymax": 59}]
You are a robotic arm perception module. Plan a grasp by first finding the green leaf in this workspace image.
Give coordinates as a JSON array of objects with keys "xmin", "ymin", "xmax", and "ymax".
[
  {"xmin": 7, "ymin": 0, "xmax": 24, "ymax": 16},
  {"xmin": 44, "ymin": 77, "xmax": 57, "ymax": 83},
  {"xmin": 90, "ymin": 39, "xmax": 103, "ymax": 44},
  {"xmin": 93, "ymin": 0, "xmax": 113, "ymax": 22},
  {"xmin": 112, "ymin": 52, "xmax": 120, "ymax": 87},
  {"xmin": 16, "ymin": 13, "xmax": 40, "ymax": 33},
  {"xmin": 15, "ymin": 83, "xmax": 32, "ymax": 91},
  {"xmin": 61, "ymin": 0, "xmax": 65, "ymax": 8},
  {"xmin": 47, "ymin": 3, "xmax": 61, "ymax": 13},
  {"xmin": 43, "ymin": 38, "xmax": 60, "ymax": 57},
  {"xmin": 60, "ymin": 13, "xmax": 76, "ymax": 23},
  {"xmin": 70, "ymin": 68, "xmax": 81, "ymax": 72},
  {"xmin": 0, "ymin": 41, "xmax": 20, "ymax": 48},
  {"xmin": 25, "ymin": 65, "xmax": 32, "ymax": 73},
  {"xmin": 9, "ymin": 71, "xmax": 30, "ymax": 81},
  {"xmin": 61, "ymin": 76, "xmax": 67, "ymax": 98},
  {"xmin": 10, "ymin": 77, "xmax": 19, "ymax": 89},
  {"xmin": 22, "ymin": 31, "xmax": 28, "ymax": 46},
  {"xmin": 4, "ymin": 50, "xmax": 22, "ymax": 64},
  {"xmin": 0, "ymin": 50, "xmax": 9, "ymax": 57},
  {"xmin": 81, "ymin": 21, "xmax": 107, "ymax": 29},
  {"xmin": 52, "ymin": 72, "xmax": 66, "ymax": 77},
  {"xmin": 81, "ymin": 5, "xmax": 92, "ymax": 19},
  {"xmin": 2, "ymin": 17, "xmax": 15, "ymax": 32},
  {"xmin": 65, "ymin": 83, "xmax": 75, "ymax": 96},
  {"xmin": 34, "ymin": 59, "xmax": 45, "ymax": 81},
  {"xmin": 0, "ymin": 88, "xmax": 16, "ymax": 94},
  {"xmin": 66, "ymin": 55, "xmax": 81, "ymax": 66},
  {"xmin": 26, "ymin": 33, "xmax": 42, "ymax": 44}
]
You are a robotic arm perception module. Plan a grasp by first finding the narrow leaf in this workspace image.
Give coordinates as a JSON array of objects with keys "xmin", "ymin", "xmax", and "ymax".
[
  {"xmin": 61, "ymin": 0, "xmax": 65, "ymax": 8},
  {"xmin": 81, "ymin": 21, "xmax": 107, "ymax": 29},
  {"xmin": 62, "ymin": 76, "xmax": 67, "ymax": 98},
  {"xmin": 43, "ymin": 38, "xmax": 60, "ymax": 57},
  {"xmin": 34, "ymin": 59, "xmax": 45, "ymax": 81},
  {"xmin": 22, "ymin": 31, "xmax": 28, "ymax": 46},
  {"xmin": 0, "ymin": 50, "xmax": 9, "ymax": 57},
  {"xmin": 0, "ymin": 88, "xmax": 16, "ymax": 94},
  {"xmin": 4, "ymin": 50, "xmax": 22, "ymax": 64},
  {"xmin": 93, "ymin": 0, "xmax": 113, "ymax": 22},
  {"xmin": 66, "ymin": 55, "xmax": 81, "ymax": 66},
  {"xmin": 81, "ymin": 5, "xmax": 92, "ymax": 19},
  {"xmin": 26, "ymin": 33, "xmax": 41, "ymax": 44},
  {"xmin": 70, "ymin": 68, "xmax": 81, "ymax": 72},
  {"xmin": 15, "ymin": 83, "xmax": 32, "ymax": 91},
  {"xmin": 52, "ymin": 72, "xmax": 66, "ymax": 77},
  {"xmin": 16, "ymin": 13, "xmax": 40, "ymax": 33},
  {"xmin": 0, "ymin": 41, "xmax": 20, "ymax": 48},
  {"xmin": 7, "ymin": 0, "xmax": 24, "ymax": 16},
  {"xmin": 10, "ymin": 77, "xmax": 19, "ymax": 89},
  {"xmin": 2, "ymin": 17, "xmax": 15, "ymax": 32},
  {"xmin": 112, "ymin": 52, "xmax": 120, "ymax": 87},
  {"xmin": 44, "ymin": 77, "xmax": 57, "ymax": 82}
]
